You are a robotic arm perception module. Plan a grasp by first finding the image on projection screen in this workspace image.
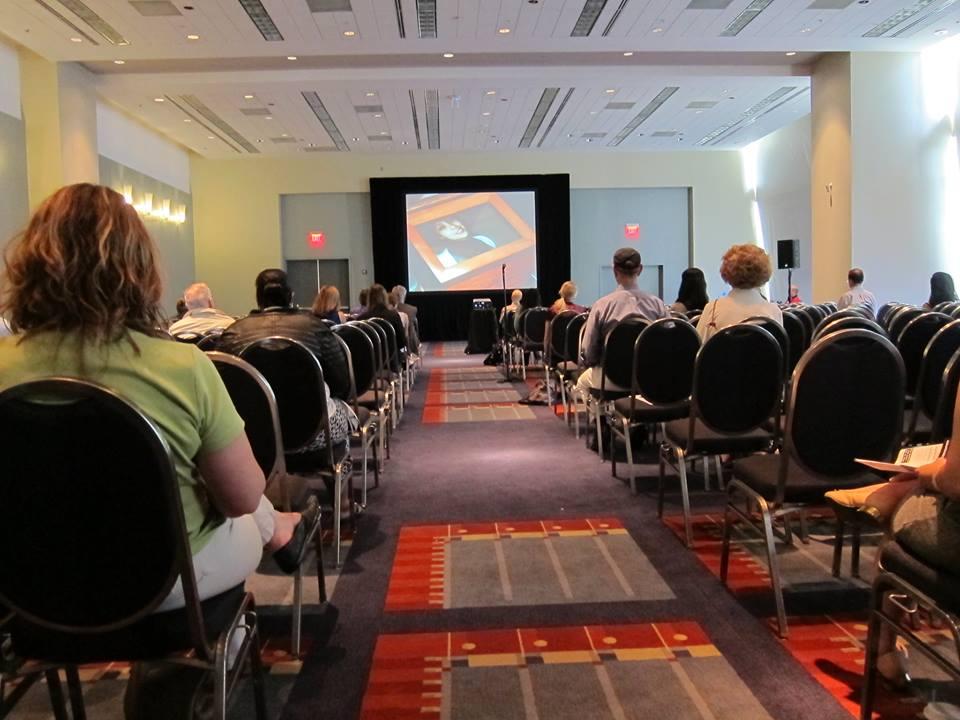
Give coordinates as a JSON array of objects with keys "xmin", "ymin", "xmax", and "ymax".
[{"xmin": 405, "ymin": 191, "xmax": 538, "ymax": 292}]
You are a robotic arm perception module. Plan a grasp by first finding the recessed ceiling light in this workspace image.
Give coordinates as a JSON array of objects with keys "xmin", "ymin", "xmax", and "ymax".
[
  {"xmin": 623, "ymin": 51, "xmax": 634, "ymax": 56},
  {"xmin": 605, "ymin": 89, "xmax": 616, "ymax": 94},
  {"xmin": 352, "ymin": 137, "xmax": 360, "ymax": 141},
  {"xmin": 118, "ymin": 41, "xmax": 129, "ymax": 46},
  {"xmin": 281, "ymin": 133, "xmax": 288, "ymax": 137},
  {"xmin": 442, "ymin": 52, "xmax": 454, "ymax": 58},
  {"xmin": 586, "ymin": 138, "xmax": 593, "ymax": 143},
  {"xmin": 401, "ymin": 140, "xmax": 408, "ymax": 145},
  {"xmin": 256, "ymin": 139, "xmax": 263, "ymax": 143},
  {"xmin": 652, "ymin": 27, "xmax": 664, "ymax": 33},
  {"xmin": 380, "ymin": 131, "xmax": 388, "ymax": 135},
  {"xmin": 286, "ymin": 56, "xmax": 297, "ymax": 60},
  {"xmin": 70, "ymin": 37, "xmax": 82, "ymax": 43},
  {"xmin": 186, "ymin": 34, "xmax": 199, "ymax": 40},
  {"xmin": 207, "ymin": 135, "xmax": 214, "ymax": 139},
  {"xmin": 494, "ymin": 139, "xmax": 500, "ymax": 143},
  {"xmin": 244, "ymin": 94, "xmax": 254, "ymax": 99},
  {"xmin": 365, "ymin": 91, "xmax": 376, "ymax": 97},
  {"xmin": 265, "ymin": 116, "xmax": 273, "ymax": 120},
  {"xmin": 695, "ymin": 110, "xmax": 703, "ymax": 114},
  {"xmin": 498, "ymin": 27, "xmax": 511, "ymax": 34},
  {"xmin": 590, "ymin": 110, "xmax": 598, "ymax": 114},
  {"xmin": 374, "ymin": 113, "xmax": 383, "ymax": 118},
  {"xmin": 486, "ymin": 90, "xmax": 496, "ymax": 95},
  {"xmin": 154, "ymin": 97, "xmax": 164, "ymax": 102},
  {"xmin": 800, "ymin": 27, "xmax": 812, "ymax": 33},
  {"xmin": 113, "ymin": 59, "xmax": 125, "ymax": 64},
  {"xmin": 482, "ymin": 111, "xmax": 491, "ymax": 116},
  {"xmin": 785, "ymin": 51, "xmax": 797, "ymax": 56},
  {"xmin": 183, "ymin": 118, "xmax": 191, "ymax": 123},
  {"xmin": 343, "ymin": 30, "xmax": 356, "ymax": 37},
  {"xmin": 935, "ymin": 28, "xmax": 949, "ymax": 35}
]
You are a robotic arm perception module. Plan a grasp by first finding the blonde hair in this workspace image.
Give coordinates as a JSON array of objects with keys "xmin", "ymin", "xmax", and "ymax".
[
  {"xmin": 720, "ymin": 244, "xmax": 772, "ymax": 289},
  {"xmin": 559, "ymin": 281, "xmax": 577, "ymax": 301},
  {"xmin": 511, "ymin": 289, "xmax": 523, "ymax": 304},
  {"xmin": 183, "ymin": 282, "xmax": 213, "ymax": 310},
  {"xmin": 1, "ymin": 183, "xmax": 164, "ymax": 346},
  {"xmin": 312, "ymin": 285, "xmax": 341, "ymax": 315}
]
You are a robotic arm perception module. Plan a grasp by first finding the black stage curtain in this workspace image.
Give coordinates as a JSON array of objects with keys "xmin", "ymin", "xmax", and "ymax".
[{"xmin": 369, "ymin": 174, "xmax": 571, "ymax": 341}]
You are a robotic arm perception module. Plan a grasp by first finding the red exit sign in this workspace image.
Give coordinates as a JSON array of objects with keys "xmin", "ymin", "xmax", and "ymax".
[
  {"xmin": 307, "ymin": 231, "xmax": 325, "ymax": 249},
  {"xmin": 624, "ymin": 224, "xmax": 640, "ymax": 240}
]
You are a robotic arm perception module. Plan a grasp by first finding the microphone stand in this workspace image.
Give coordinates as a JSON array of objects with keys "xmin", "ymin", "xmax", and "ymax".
[{"xmin": 499, "ymin": 263, "xmax": 514, "ymax": 381}]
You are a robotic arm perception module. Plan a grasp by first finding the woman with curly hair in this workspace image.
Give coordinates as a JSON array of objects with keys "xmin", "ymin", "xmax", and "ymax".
[
  {"xmin": 696, "ymin": 244, "xmax": 782, "ymax": 341},
  {"xmin": 0, "ymin": 184, "xmax": 319, "ymax": 609}
]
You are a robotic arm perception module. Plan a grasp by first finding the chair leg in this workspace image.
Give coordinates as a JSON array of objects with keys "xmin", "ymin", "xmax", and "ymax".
[
  {"xmin": 623, "ymin": 417, "xmax": 637, "ymax": 495},
  {"xmin": 333, "ymin": 468, "xmax": 343, "ymax": 567},
  {"xmin": 315, "ymin": 525, "xmax": 328, "ymax": 603},
  {"xmin": 248, "ymin": 617, "xmax": 269, "ymax": 720},
  {"xmin": 677, "ymin": 450, "xmax": 693, "ymax": 548},
  {"xmin": 832, "ymin": 516, "xmax": 845, "ymax": 578},
  {"xmin": 595, "ymin": 400, "xmax": 605, "ymax": 462},
  {"xmin": 559, "ymin": 375, "xmax": 568, "ymax": 423},
  {"xmin": 860, "ymin": 601, "xmax": 883, "ymax": 720},
  {"xmin": 714, "ymin": 455, "xmax": 724, "ymax": 489},
  {"xmin": 851, "ymin": 524, "xmax": 862, "ymax": 579},
  {"xmin": 759, "ymin": 498, "xmax": 789, "ymax": 638},
  {"xmin": 44, "ymin": 670, "xmax": 69, "ymax": 720},
  {"xmin": 214, "ymin": 644, "xmax": 228, "ymax": 720},
  {"xmin": 360, "ymin": 432, "xmax": 369, "ymax": 508},
  {"xmin": 64, "ymin": 666, "xmax": 86, "ymax": 720},
  {"xmin": 372, "ymin": 434, "xmax": 381, "ymax": 488},
  {"xmin": 720, "ymin": 500, "xmax": 733, "ymax": 584},
  {"xmin": 657, "ymin": 445, "xmax": 667, "ymax": 518},
  {"xmin": 292, "ymin": 566, "xmax": 303, "ymax": 657},
  {"xmin": 798, "ymin": 509, "xmax": 810, "ymax": 544},
  {"xmin": 703, "ymin": 456, "xmax": 711, "ymax": 491}
]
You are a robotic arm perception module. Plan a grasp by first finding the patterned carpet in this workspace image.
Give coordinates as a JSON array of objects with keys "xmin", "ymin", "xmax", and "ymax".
[
  {"xmin": 422, "ymin": 365, "xmax": 536, "ymax": 423},
  {"xmin": 360, "ymin": 621, "xmax": 774, "ymax": 720}
]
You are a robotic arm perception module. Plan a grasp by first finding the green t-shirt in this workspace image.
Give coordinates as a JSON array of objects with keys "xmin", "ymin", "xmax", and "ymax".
[{"xmin": 0, "ymin": 330, "xmax": 245, "ymax": 554}]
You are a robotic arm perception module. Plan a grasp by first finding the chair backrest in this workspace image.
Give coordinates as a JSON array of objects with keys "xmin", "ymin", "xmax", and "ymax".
[
  {"xmin": 915, "ymin": 320, "xmax": 960, "ymax": 421},
  {"xmin": 743, "ymin": 316, "xmax": 789, "ymax": 377},
  {"xmin": 368, "ymin": 316, "xmax": 401, "ymax": 373},
  {"xmin": 239, "ymin": 336, "xmax": 331, "ymax": 458},
  {"xmin": 888, "ymin": 306, "xmax": 926, "ymax": 343},
  {"xmin": 817, "ymin": 308, "xmax": 872, "ymax": 330},
  {"xmin": 933, "ymin": 301, "xmax": 956, "ymax": 313},
  {"xmin": 501, "ymin": 310, "xmax": 517, "ymax": 340},
  {"xmin": 564, "ymin": 313, "xmax": 588, "ymax": 364},
  {"xmin": 785, "ymin": 329, "xmax": 904, "ymax": 482},
  {"xmin": 813, "ymin": 315, "xmax": 886, "ymax": 343},
  {"xmin": 355, "ymin": 320, "xmax": 388, "ymax": 392},
  {"xmin": 632, "ymin": 318, "xmax": 700, "ymax": 404},
  {"xmin": 208, "ymin": 352, "xmax": 284, "ymax": 484},
  {"xmin": 691, "ymin": 324, "xmax": 783, "ymax": 436},
  {"xmin": 547, "ymin": 311, "xmax": 577, "ymax": 364},
  {"xmin": 600, "ymin": 316, "xmax": 649, "ymax": 390},
  {"xmin": 932, "ymin": 349, "xmax": 960, "ymax": 442},
  {"xmin": 0, "ymin": 379, "xmax": 203, "ymax": 647},
  {"xmin": 196, "ymin": 329, "xmax": 224, "ymax": 351},
  {"xmin": 877, "ymin": 302, "xmax": 901, "ymax": 328},
  {"xmin": 522, "ymin": 307, "xmax": 550, "ymax": 346},
  {"xmin": 952, "ymin": 305, "xmax": 960, "ymax": 320},
  {"xmin": 897, "ymin": 312, "xmax": 953, "ymax": 395},
  {"xmin": 335, "ymin": 322, "xmax": 376, "ymax": 398},
  {"xmin": 801, "ymin": 305, "xmax": 827, "ymax": 327},
  {"xmin": 780, "ymin": 311, "xmax": 807, "ymax": 373},
  {"xmin": 172, "ymin": 331, "xmax": 201, "ymax": 344},
  {"xmin": 790, "ymin": 309, "xmax": 816, "ymax": 350},
  {"xmin": 514, "ymin": 308, "xmax": 529, "ymax": 338}
]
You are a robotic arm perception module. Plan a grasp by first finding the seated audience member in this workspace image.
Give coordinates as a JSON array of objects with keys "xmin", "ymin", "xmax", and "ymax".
[
  {"xmin": 837, "ymin": 267, "xmax": 877, "ymax": 316},
  {"xmin": 168, "ymin": 282, "xmax": 235, "ymax": 336},
  {"xmin": 550, "ymin": 281, "xmax": 587, "ymax": 316},
  {"xmin": 576, "ymin": 248, "xmax": 668, "ymax": 393},
  {"xmin": 350, "ymin": 288, "xmax": 369, "ymax": 317},
  {"xmin": 670, "ymin": 268, "xmax": 709, "ymax": 314},
  {"xmin": 696, "ymin": 244, "xmax": 782, "ymax": 341},
  {"xmin": 0, "ymin": 184, "xmax": 320, "ymax": 610},
  {"xmin": 501, "ymin": 289, "xmax": 524, "ymax": 320},
  {"xmin": 388, "ymin": 290, "xmax": 410, "ymax": 335},
  {"xmin": 926, "ymin": 271, "xmax": 959, "ymax": 308},
  {"xmin": 218, "ymin": 269, "xmax": 356, "ymax": 449},
  {"xmin": 788, "ymin": 285, "xmax": 802, "ymax": 304},
  {"xmin": 312, "ymin": 284, "xmax": 345, "ymax": 325},
  {"xmin": 392, "ymin": 284, "xmax": 421, "ymax": 353},
  {"xmin": 174, "ymin": 297, "xmax": 188, "ymax": 322},
  {"xmin": 360, "ymin": 284, "xmax": 407, "ymax": 352}
]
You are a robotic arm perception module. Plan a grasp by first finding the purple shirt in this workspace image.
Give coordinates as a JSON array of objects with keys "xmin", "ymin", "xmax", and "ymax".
[{"xmin": 580, "ymin": 286, "xmax": 668, "ymax": 367}]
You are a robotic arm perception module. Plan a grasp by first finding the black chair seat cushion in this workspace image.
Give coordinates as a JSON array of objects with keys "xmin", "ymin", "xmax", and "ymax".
[
  {"xmin": 285, "ymin": 441, "xmax": 349, "ymax": 474},
  {"xmin": 880, "ymin": 540, "xmax": 960, "ymax": 613},
  {"xmin": 732, "ymin": 453, "xmax": 881, "ymax": 503},
  {"xmin": 8, "ymin": 585, "xmax": 246, "ymax": 664},
  {"xmin": 614, "ymin": 397, "xmax": 690, "ymax": 422},
  {"xmin": 665, "ymin": 419, "xmax": 772, "ymax": 454}
]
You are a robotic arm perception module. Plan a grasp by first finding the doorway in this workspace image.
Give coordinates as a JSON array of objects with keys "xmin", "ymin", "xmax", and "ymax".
[{"xmin": 286, "ymin": 259, "xmax": 350, "ymax": 309}]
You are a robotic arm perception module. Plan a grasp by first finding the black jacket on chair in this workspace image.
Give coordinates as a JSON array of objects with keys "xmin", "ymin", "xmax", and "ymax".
[{"xmin": 217, "ymin": 307, "xmax": 351, "ymax": 400}]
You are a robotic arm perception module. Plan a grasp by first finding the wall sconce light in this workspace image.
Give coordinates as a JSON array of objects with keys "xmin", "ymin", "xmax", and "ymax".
[{"xmin": 117, "ymin": 185, "xmax": 187, "ymax": 225}]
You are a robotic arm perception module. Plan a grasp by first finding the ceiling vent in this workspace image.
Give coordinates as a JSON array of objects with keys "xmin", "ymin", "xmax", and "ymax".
[
  {"xmin": 601, "ymin": 0, "xmax": 631, "ymax": 35},
  {"xmin": 863, "ymin": 0, "xmax": 941, "ymax": 35},
  {"xmin": 306, "ymin": 0, "xmax": 352, "ymax": 10},
  {"xmin": 807, "ymin": 0, "xmax": 854, "ymax": 8},
  {"xmin": 180, "ymin": 95, "xmax": 258, "ymax": 153},
  {"xmin": 129, "ymin": 1, "xmax": 181, "ymax": 16},
  {"xmin": 303, "ymin": 146, "xmax": 339, "ymax": 152},
  {"xmin": 240, "ymin": 107, "xmax": 273, "ymax": 116},
  {"xmin": 609, "ymin": 86, "xmax": 678, "ymax": 146},
  {"xmin": 719, "ymin": 0, "xmax": 775, "ymax": 36},
  {"xmin": 302, "ymin": 92, "xmax": 350, "ymax": 151},
  {"xmin": 31, "ymin": 0, "xmax": 99, "ymax": 44},
  {"xmin": 271, "ymin": 136, "xmax": 298, "ymax": 143},
  {"xmin": 368, "ymin": 135, "xmax": 393, "ymax": 141},
  {"xmin": 605, "ymin": 101, "xmax": 635, "ymax": 110},
  {"xmin": 651, "ymin": 130, "xmax": 679, "ymax": 137},
  {"xmin": 417, "ymin": 0, "xmax": 437, "ymax": 38},
  {"xmin": 697, "ymin": 86, "xmax": 807, "ymax": 146},
  {"xmin": 57, "ymin": 0, "xmax": 129, "ymax": 44},
  {"xmin": 742, "ymin": 86, "xmax": 795, "ymax": 115},
  {"xmin": 238, "ymin": 0, "xmax": 284, "ymax": 41},
  {"xmin": 686, "ymin": 100, "xmax": 718, "ymax": 109},
  {"xmin": 891, "ymin": 0, "xmax": 960, "ymax": 36},
  {"xmin": 354, "ymin": 104, "xmax": 384, "ymax": 113},
  {"xmin": 537, "ymin": 88, "xmax": 575, "ymax": 148},
  {"xmin": 425, "ymin": 89, "xmax": 440, "ymax": 150},
  {"xmin": 409, "ymin": 90, "xmax": 422, "ymax": 149},
  {"xmin": 519, "ymin": 88, "xmax": 560, "ymax": 148},
  {"xmin": 687, "ymin": 0, "xmax": 735, "ymax": 8},
  {"xmin": 572, "ymin": 0, "xmax": 608, "ymax": 36},
  {"xmin": 582, "ymin": 132, "xmax": 607, "ymax": 138},
  {"xmin": 394, "ymin": 0, "xmax": 406, "ymax": 37}
]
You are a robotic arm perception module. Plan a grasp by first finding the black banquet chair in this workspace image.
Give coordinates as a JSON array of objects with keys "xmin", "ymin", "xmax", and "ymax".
[
  {"xmin": 240, "ymin": 337, "xmax": 354, "ymax": 567},
  {"xmin": 0, "ymin": 378, "xmax": 266, "ymax": 720},
  {"xmin": 723, "ymin": 329, "xmax": 905, "ymax": 638}
]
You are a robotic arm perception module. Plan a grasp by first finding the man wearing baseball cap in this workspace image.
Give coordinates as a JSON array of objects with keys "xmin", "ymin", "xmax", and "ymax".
[{"xmin": 575, "ymin": 247, "xmax": 668, "ymax": 394}]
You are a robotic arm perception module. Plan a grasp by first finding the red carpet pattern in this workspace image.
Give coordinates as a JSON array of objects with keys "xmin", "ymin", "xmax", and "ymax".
[
  {"xmin": 359, "ymin": 621, "xmax": 773, "ymax": 720},
  {"xmin": 422, "ymin": 366, "xmax": 536, "ymax": 424},
  {"xmin": 384, "ymin": 518, "xmax": 673, "ymax": 611}
]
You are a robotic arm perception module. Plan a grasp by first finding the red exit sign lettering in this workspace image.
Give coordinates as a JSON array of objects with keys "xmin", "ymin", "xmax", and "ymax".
[
  {"xmin": 624, "ymin": 224, "xmax": 640, "ymax": 241},
  {"xmin": 307, "ymin": 231, "xmax": 325, "ymax": 249}
]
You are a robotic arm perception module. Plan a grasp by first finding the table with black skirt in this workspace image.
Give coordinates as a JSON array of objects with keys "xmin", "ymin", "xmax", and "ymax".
[{"xmin": 465, "ymin": 308, "xmax": 499, "ymax": 354}]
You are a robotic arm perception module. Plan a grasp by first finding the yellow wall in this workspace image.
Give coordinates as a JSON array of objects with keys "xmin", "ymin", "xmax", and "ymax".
[{"xmin": 192, "ymin": 150, "xmax": 755, "ymax": 315}]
